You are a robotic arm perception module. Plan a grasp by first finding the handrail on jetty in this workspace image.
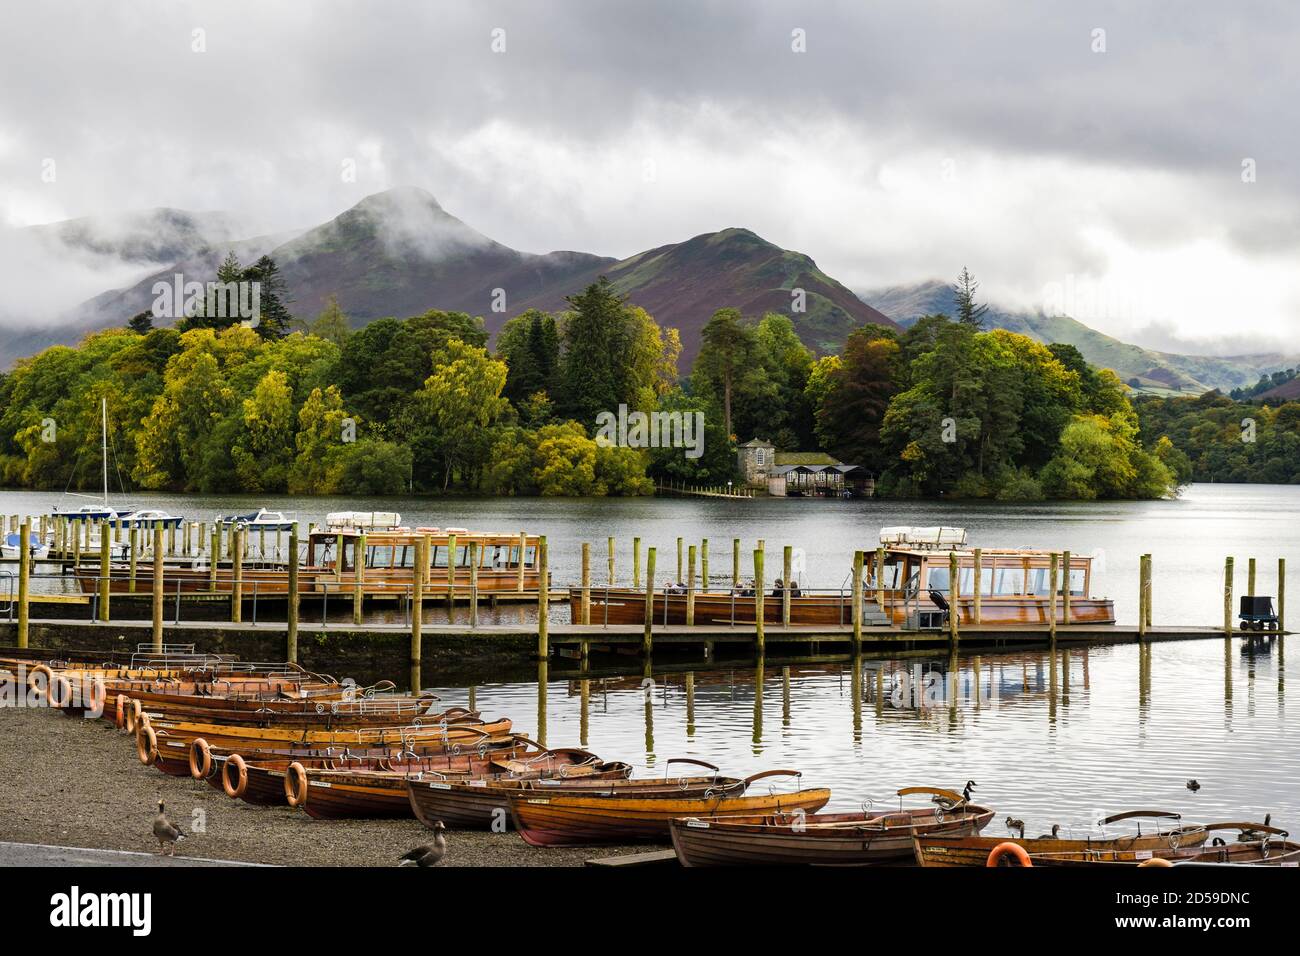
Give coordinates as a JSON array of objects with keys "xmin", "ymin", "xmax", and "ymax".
[{"xmin": 655, "ymin": 481, "xmax": 753, "ymax": 499}]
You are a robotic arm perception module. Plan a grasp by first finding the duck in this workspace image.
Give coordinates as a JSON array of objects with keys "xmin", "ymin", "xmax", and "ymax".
[
  {"xmin": 1036, "ymin": 824, "xmax": 1061, "ymax": 839},
  {"xmin": 1186, "ymin": 779, "xmax": 1201, "ymax": 793},
  {"xmin": 399, "ymin": 821, "xmax": 447, "ymax": 867},
  {"xmin": 152, "ymin": 799, "xmax": 185, "ymax": 856},
  {"xmin": 1005, "ymin": 816, "xmax": 1026, "ymax": 838}
]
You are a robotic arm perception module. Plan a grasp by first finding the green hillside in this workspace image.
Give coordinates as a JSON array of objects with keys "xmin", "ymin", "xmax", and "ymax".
[{"xmin": 861, "ymin": 279, "xmax": 1295, "ymax": 395}]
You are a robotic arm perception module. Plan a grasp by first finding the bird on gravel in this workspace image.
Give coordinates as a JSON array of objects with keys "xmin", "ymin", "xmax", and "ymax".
[
  {"xmin": 399, "ymin": 822, "xmax": 447, "ymax": 867},
  {"xmin": 1186, "ymin": 779, "xmax": 1201, "ymax": 793},
  {"xmin": 152, "ymin": 799, "xmax": 185, "ymax": 856}
]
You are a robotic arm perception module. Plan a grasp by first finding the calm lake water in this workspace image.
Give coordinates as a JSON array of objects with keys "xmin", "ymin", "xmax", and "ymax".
[
  {"xmin": 4, "ymin": 483, "xmax": 1297, "ymax": 625},
  {"xmin": 2, "ymin": 483, "xmax": 1296, "ymax": 830}
]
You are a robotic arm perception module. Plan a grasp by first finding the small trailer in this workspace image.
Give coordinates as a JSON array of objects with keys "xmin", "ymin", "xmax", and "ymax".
[{"xmin": 1239, "ymin": 595, "xmax": 1280, "ymax": 631}]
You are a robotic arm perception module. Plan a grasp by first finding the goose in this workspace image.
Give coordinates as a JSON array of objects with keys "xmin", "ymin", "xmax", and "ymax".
[
  {"xmin": 1005, "ymin": 816, "xmax": 1026, "ymax": 838},
  {"xmin": 1186, "ymin": 779, "xmax": 1201, "ymax": 793},
  {"xmin": 932, "ymin": 780, "xmax": 977, "ymax": 812},
  {"xmin": 152, "ymin": 800, "xmax": 185, "ymax": 856},
  {"xmin": 399, "ymin": 822, "xmax": 447, "ymax": 867},
  {"xmin": 1238, "ymin": 814, "xmax": 1272, "ymax": 843},
  {"xmin": 1036, "ymin": 824, "xmax": 1061, "ymax": 839}
]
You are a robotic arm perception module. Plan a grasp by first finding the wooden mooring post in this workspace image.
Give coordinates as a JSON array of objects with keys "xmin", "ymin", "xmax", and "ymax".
[
  {"xmin": 353, "ymin": 532, "xmax": 366, "ymax": 625},
  {"xmin": 1224, "ymin": 557, "xmax": 1234, "ymax": 636},
  {"xmin": 537, "ymin": 535, "xmax": 549, "ymax": 659},
  {"xmin": 97, "ymin": 520, "xmax": 111, "ymax": 622},
  {"xmin": 607, "ymin": 536, "xmax": 615, "ymax": 587},
  {"xmin": 973, "ymin": 547, "xmax": 983, "ymax": 625},
  {"xmin": 632, "ymin": 536, "xmax": 641, "ymax": 588},
  {"xmin": 580, "ymin": 542, "xmax": 591, "ymax": 625},
  {"xmin": 781, "ymin": 545, "xmax": 792, "ymax": 627},
  {"xmin": 948, "ymin": 551, "xmax": 959, "ymax": 645},
  {"xmin": 701, "ymin": 539, "xmax": 709, "ymax": 590},
  {"xmin": 16, "ymin": 517, "xmax": 29, "ymax": 648},
  {"xmin": 1048, "ymin": 552, "xmax": 1058, "ymax": 643},
  {"xmin": 676, "ymin": 537, "xmax": 683, "ymax": 584},
  {"xmin": 851, "ymin": 549, "xmax": 863, "ymax": 650},
  {"xmin": 1062, "ymin": 549, "xmax": 1071, "ymax": 625},
  {"xmin": 1137, "ymin": 554, "xmax": 1149, "ymax": 639},
  {"xmin": 446, "ymin": 533, "xmax": 458, "ymax": 618},
  {"xmin": 410, "ymin": 537, "xmax": 425, "ymax": 691},
  {"xmin": 1279, "ymin": 558, "xmax": 1287, "ymax": 632},
  {"xmin": 469, "ymin": 542, "xmax": 479, "ymax": 628},
  {"xmin": 231, "ymin": 529, "xmax": 243, "ymax": 623},
  {"xmin": 753, "ymin": 545, "xmax": 766, "ymax": 655},
  {"xmin": 209, "ymin": 526, "xmax": 219, "ymax": 591},
  {"xmin": 1248, "ymin": 558, "xmax": 1256, "ymax": 597},
  {"xmin": 874, "ymin": 546, "xmax": 885, "ymax": 606},
  {"xmin": 286, "ymin": 527, "xmax": 299, "ymax": 663},
  {"xmin": 732, "ymin": 538, "xmax": 740, "ymax": 589},
  {"xmin": 1144, "ymin": 553, "xmax": 1153, "ymax": 629},
  {"xmin": 686, "ymin": 545, "xmax": 697, "ymax": 627},
  {"xmin": 642, "ymin": 547, "xmax": 656, "ymax": 655},
  {"xmin": 128, "ymin": 526, "xmax": 138, "ymax": 594},
  {"xmin": 151, "ymin": 524, "xmax": 164, "ymax": 651},
  {"xmin": 516, "ymin": 531, "xmax": 526, "ymax": 592}
]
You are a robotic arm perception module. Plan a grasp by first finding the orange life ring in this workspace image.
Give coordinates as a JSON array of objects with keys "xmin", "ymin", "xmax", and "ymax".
[
  {"xmin": 189, "ymin": 738, "xmax": 213, "ymax": 779},
  {"xmin": 85, "ymin": 678, "xmax": 107, "ymax": 716},
  {"xmin": 1139, "ymin": 857, "xmax": 1173, "ymax": 867},
  {"xmin": 986, "ymin": 842, "xmax": 1033, "ymax": 867},
  {"xmin": 50, "ymin": 675, "xmax": 73, "ymax": 708},
  {"xmin": 136, "ymin": 721, "xmax": 158, "ymax": 765},
  {"xmin": 27, "ymin": 664, "xmax": 53, "ymax": 701},
  {"xmin": 124, "ymin": 698, "xmax": 142, "ymax": 733},
  {"xmin": 284, "ymin": 761, "xmax": 309, "ymax": 808},
  {"xmin": 222, "ymin": 753, "xmax": 248, "ymax": 798},
  {"xmin": 115, "ymin": 693, "xmax": 127, "ymax": 728}
]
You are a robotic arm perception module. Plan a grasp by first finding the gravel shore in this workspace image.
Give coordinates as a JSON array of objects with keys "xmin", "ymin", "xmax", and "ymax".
[{"xmin": 0, "ymin": 706, "xmax": 650, "ymax": 867}]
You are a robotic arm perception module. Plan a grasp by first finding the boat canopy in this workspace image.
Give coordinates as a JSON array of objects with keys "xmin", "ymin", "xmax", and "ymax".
[
  {"xmin": 880, "ymin": 526, "xmax": 968, "ymax": 548},
  {"xmin": 326, "ymin": 511, "xmax": 402, "ymax": 531}
]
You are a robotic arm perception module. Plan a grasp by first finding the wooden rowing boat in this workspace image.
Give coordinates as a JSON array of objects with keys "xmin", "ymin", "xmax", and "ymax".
[
  {"xmin": 669, "ymin": 786, "xmax": 995, "ymax": 866},
  {"xmin": 141, "ymin": 715, "xmax": 514, "ymax": 756},
  {"xmin": 913, "ymin": 811, "xmax": 1208, "ymax": 866},
  {"xmin": 1023, "ymin": 823, "xmax": 1299, "ymax": 867},
  {"xmin": 264, "ymin": 747, "xmax": 619, "ymax": 819},
  {"xmin": 405, "ymin": 759, "xmax": 646, "ymax": 830},
  {"xmin": 510, "ymin": 769, "xmax": 832, "ymax": 846}
]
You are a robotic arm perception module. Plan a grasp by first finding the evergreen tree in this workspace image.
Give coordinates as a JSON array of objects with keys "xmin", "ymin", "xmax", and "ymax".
[
  {"xmin": 953, "ymin": 267, "xmax": 989, "ymax": 330},
  {"xmin": 556, "ymin": 278, "xmax": 630, "ymax": 426},
  {"xmin": 243, "ymin": 255, "xmax": 293, "ymax": 340},
  {"xmin": 127, "ymin": 310, "xmax": 154, "ymax": 335}
]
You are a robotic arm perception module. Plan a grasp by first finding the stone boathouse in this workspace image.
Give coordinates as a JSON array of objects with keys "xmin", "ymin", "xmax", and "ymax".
[{"xmin": 736, "ymin": 438, "xmax": 875, "ymax": 497}]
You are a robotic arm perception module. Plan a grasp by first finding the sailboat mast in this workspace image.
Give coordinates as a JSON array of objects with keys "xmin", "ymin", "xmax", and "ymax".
[{"xmin": 101, "ymin": 397, "xmax": 108, "ymax": 507}]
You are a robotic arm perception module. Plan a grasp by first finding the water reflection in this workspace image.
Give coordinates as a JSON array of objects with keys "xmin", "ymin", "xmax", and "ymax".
[{"xmin": 480, "ymin": 638, "xmax": 1295, "ymax": 828}]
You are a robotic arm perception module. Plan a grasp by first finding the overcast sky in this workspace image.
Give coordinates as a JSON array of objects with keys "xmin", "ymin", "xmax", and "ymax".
[{"xmin": 2, "ymin": 1, "xmax": 1297, "ymax": 353}]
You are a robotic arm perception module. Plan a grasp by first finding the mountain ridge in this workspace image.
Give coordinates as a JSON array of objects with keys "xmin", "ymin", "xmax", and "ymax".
[{"xmin": 859, "ymin": 279, "xmax": 1298, "ymax": 395}]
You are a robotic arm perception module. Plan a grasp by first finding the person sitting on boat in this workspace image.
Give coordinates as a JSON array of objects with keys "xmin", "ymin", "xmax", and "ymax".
[
  {"xmin": 772, "ymin": 577, "xmax": 785, "ymax": 598},
  {"xmin": 740, "ymin": 580, "xmax": 755, "ymax": 597},
  {"xmin": 790, "ymin": 580, "xmax": 802, "ymax": 597}
]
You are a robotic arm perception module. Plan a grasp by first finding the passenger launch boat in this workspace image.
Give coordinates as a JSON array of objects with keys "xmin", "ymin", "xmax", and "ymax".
[
  {"xmin": 571, "ymin": 526, "xmax": 1114, "ymax": 628},
  {"xmin": 75, "ymin": 527, "xmax": 544, "ymax": 599}
]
